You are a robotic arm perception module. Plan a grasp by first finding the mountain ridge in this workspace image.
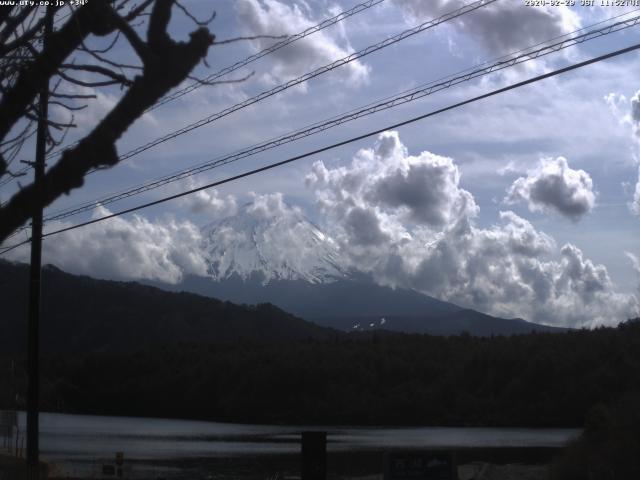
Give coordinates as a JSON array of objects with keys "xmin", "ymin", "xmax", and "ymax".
[
  {"xmin": 167, "ymin": 202, "xmax": 569, "ymax": 335},
  {"xmin": 201, "ymin": 202, "xmax": 350, "ymax": 284},
  {"xmin": 161, "ymin": 273, "xmax": 568, "ymax": 336},
  {"xmin": 0, "ymin": 260, "xmax": 340, "ymax": 355}
]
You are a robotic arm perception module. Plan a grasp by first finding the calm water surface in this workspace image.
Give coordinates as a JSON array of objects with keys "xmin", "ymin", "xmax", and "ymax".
[{"xmin": 15, "ymin": 412, "xmax": 579, "ymax": 478}]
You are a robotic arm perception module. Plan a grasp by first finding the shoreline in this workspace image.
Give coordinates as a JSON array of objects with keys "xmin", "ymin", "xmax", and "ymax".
[{"xmin": 41, "ymin": 446, "xmax": 564, "ymax": 480}]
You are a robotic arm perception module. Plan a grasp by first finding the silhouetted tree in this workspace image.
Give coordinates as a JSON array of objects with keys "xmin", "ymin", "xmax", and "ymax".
[{"xmin": 0, "ymin": 1, "xmax": 243, "ymax": 243}]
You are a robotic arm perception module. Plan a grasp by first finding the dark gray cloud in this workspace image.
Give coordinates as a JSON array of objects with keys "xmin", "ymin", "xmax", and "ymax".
[
  {"xmin": 345, "ymin": 207, "xmax": 389, "ymax": 246},
  {"xmin": 371, "ymin": 161, "xmax": 472, "ymax": 226},
  {"xmin": 632, "ymin": 90, "xmax": 640, "ymax": 127},
  {"xmin": 505, "ymin": 157, "xmax": 595, "ymax": 221}
]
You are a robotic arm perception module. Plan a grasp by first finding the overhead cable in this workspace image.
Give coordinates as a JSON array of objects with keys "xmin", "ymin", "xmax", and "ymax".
[
  {"xmin": 149, "ymin": 0, "xmax": 388, "ymax": 112},
  {"xmin": 39, "ymin": 12, "xmax": 640, "ymax": 224},
  {"xmin": 92, "ymin": 0, "xmax": 499, "ymax": 164},
  {"xmin": 34, "ymin": 0, "xmax": 390, "ymax": 164},
  {"xmin": 2, "ymin": 40, "xmax": 639, "ymax": 255}
]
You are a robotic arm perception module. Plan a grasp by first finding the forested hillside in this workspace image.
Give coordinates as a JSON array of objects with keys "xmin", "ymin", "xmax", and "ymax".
[
  {"xmin": 3, "ymin": 320, "xmax": 639, "ymax": 427},
  {"xmin": 0, "ymin": 261, "xmax": 339, "ymax": 354}
]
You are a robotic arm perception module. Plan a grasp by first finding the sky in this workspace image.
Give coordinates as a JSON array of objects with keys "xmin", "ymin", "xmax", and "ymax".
[{"xmin": 2, "ymin": 0, "xmax": 640, "ymax": 327}]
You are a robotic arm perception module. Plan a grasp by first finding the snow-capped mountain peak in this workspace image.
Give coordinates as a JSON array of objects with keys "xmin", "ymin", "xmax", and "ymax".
[{"xmin": 201, "ymin": 200, "xmax": 349, "ymax": 284}]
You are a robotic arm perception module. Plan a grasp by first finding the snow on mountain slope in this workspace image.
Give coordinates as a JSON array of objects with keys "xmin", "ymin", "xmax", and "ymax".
[{"xmin": 201, "ymin": 198, "xmax": 349, "ymax": 284}]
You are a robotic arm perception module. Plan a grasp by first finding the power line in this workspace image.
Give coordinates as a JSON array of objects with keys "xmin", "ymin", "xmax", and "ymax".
[
  {"xmin": 95, "ymin": 0, "xmax": 499, "ymax": 164},
  {"xmin": 36, "ymin": 0, "xmax": 390, "ymax": 164},
  {"xmin": 0, "ymin": 5, "xmax": 100, "ymax": 188},
  {"xmin": 0, "ymin": 167, "xmax": 30, "ymax": 188},
  {"xmin": 3, "ymin": 0, "xmax": 385, "ymax": 188},
  {"xmin": 2, "ymin": 40, "xmax": 639, "ymax": 255},
  {"xmin": 5, "ymin": 6, "xmax": 638, "ymax": 194},
  {"xmin": 4, "ymin": 4, "xmax": 639, "ymax": 228},
  {"xmin": 149, "ymin": 0, "xmax": 388, "ymax": 112},
  {"xmin": 38, "ymin": 12, "xmax": 640, "ymax": 225},
  {"xmin": 22, "ymin": 0, "xmax": 494, "ymax": 191}
]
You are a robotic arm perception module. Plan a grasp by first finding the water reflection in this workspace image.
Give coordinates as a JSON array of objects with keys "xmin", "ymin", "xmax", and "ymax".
[{"xmin": 17, "ymin": 412, "xmax": 579, "ymax": 479}]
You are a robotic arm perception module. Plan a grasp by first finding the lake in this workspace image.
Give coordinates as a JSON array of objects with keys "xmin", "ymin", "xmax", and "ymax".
[{"xmin": 14, "ymin": 412, "xmax": 579, "ymax": 479}]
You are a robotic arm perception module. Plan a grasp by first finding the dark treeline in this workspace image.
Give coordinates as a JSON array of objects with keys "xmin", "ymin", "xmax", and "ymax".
[
  {"xmin": 2, "ymin": 319, "xmax": 640, "ymax": 427},
  {"xmin": 0, "ymin": 261, "xmax": 338, "ymax": 354}
]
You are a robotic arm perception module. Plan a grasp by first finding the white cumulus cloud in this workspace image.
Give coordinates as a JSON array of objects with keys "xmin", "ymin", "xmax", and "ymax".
[
  {"xmin": 631, "ymin": 92, "xmax": 640, "ymax": 213},
  {"xmin": 308, "ymin": 132, "xmax": 638, "ymax": 327},
  {"xmin": 505, "ymin": 157, "xmax": 596, "ymax": 221},
  {"xmin": 307, "ymin": 130, "xmax": 478, "ymax": 230},
  {"xmin": 405, "ymin": 214, "xmax": 637, "ymax": 327},
  {"xmin": 235, "ymin": 0, "xmax": 370, "ymax": 87},
  {"xmin": 606, "ymin": 90, "xmax": 640, "ymax": 215},
  {"xmin": 5, "ymin": 206, "xmax": 208, "ymax": 284},
  {"xmin": 4, "ymin": 136, "xmax": 636, "ymax": 327},
  {"xmin": 633, "ymin": 166, "xmax": 640, "ymax": 215},
  {"xmin": 178, "ymin": 183, "xmax": 238, "ymax": 217}
]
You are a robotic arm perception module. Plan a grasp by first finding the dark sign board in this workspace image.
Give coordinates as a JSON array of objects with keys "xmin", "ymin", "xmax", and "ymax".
[
  {"xmin": 384, "ymin": 451, "xmax": 456, "ymax": 480},
  {"xmin": 301, "ymin": 431, "xmax": 326, "ymax": 480}
]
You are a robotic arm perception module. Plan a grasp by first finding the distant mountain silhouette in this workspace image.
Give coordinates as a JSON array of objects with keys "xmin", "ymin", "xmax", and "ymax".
[
  {"xmin": 0, "ymin": 260, "xmax": 338, "ymax": 354},
  {"xmin": 153, "ymin": 201, "xmax": 568, "ymax": 337},
  {"xmin": 155, "ymin": 273, "xmax": 567, "ymax": 336},
  {"xmin": 164, "ymin": 272, "xmax": 459, "ymax": 318},
  {"xmin": 0, "ymin": 259, "xmax": 566, "ymax": 357},
  {"xmin": 316, "ymin": 309, "xmax": 567, "ymax": 336}
]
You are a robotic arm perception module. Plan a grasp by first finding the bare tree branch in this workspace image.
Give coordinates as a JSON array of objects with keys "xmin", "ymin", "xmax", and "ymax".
[
  {"xmin": 24, "ymin": 111, "xmax": 76, "ymax": 130},
  {"xmin": 57, "ymin": 70, "xmax": 125, "ymax": 88},
  {"xmin": 175, "ymin": 1, "xmax": 216, "ymax": 27},
  {"xmin": 0, "ymin": 1, "xmax": 116, "ymax": 144},
  {"xmin": 0, "ymin": 8, "xmax": 13, "ymax": 27},
  {"xmin": 1, "ymin": 166, "xmax": 28, "ymax": 180},
  {"xmin": 79, "ymin": 30, "xmax": 121, "ymax": 54},
  {"xmin": 214, "ymin": 34, "xmax": 288, "ymax": 45},
  {"xmin": 78, "ymin": 47, "xmax": 143, "ymax": 71},
  {"xmin": 61, "ymin": 63, "xmax": 134, "ymax": 86},
  {"xmin": 187, "ymin": 70, "xmax": 254, "ymax": 86},
  {"xmin": 48, "ymin": 101, "xmax": 88, "ymax": 111},
  {"xmin": 147, "ymin": 0, "xmax": 173, "ymax": 48},
  {"xmin": 0, "ymin": 6, "xmax": 36, "ymax": 45},
  {"xmin": 123, "ymin": 0, "xmax": 156, "ymax": 21},
  {"xmin": 0, "ymin": 0, "xmax": 214, "ymax": 243},
  {"xmin": 49, "ymin": 92, "xmax": 97, "ymax": 100},
  {"xmin": 105, "ymin": 7, "xmax": 150, "ymax": 61},
  {"xmin": 0, "ymin": 15, "xmax": 46, "ymax": 56}
]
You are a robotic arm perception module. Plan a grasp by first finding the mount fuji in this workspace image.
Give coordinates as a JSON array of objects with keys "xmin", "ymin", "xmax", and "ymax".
[
  {"xmin": 157, "ymin": 202, "xmax": 566, "ymax": 336},
  {"xmin": 200, "ymin": 201, "xmax": 349, "ymax": 284}
]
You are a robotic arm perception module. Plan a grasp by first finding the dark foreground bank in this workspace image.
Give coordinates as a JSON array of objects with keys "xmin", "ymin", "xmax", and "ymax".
[{"xmin": 7, "ymin": 447, "xmax": 562, "ymax": 480}]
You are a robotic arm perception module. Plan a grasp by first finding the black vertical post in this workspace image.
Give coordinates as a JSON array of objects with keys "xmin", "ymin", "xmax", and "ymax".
[
  {"xmin": 301, "ymin": 431, "xmax": 326, "ymax": 480},
  {"xmin": 27, "ymin": 6, "xmax": 53, "ymax": 480}
]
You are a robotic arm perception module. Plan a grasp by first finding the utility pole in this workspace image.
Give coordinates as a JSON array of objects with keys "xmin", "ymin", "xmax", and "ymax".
[{"xmin": 27, "ymin": 6, "xmax": 53, "ymax": 480}]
